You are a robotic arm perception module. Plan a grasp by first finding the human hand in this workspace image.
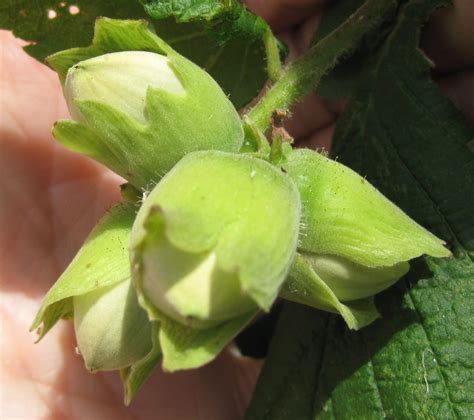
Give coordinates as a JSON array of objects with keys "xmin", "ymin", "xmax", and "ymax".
[{"xmin": 1, "ymin": 1, "xmax": 473, "ymax": 419}]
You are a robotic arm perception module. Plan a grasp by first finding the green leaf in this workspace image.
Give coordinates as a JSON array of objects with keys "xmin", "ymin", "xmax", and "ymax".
[
  {"xmin": 0, "ymin": 0, "xmax": 147, "ymax": 61},
  {"xmin": 31, "ymin": 202, "xmax": 136, "ymax": 339},
  {"xmin": 280, "ymin": 254, "xmax": 379, "ymax": 330},
  {"xmin": 158, "ymin": 310, "xmax": 257, "ymax": 371},
  {"xmin": 143, "ymin": 0, "xmax": 283, "ymax": 107},
  {"xmin": 312, "ymin": 0, "xmax": 395, "ymax": 101},
  {"xmin": 143, "ymin": 0, "xmax": 235, "ymax": 22},
  {"xmin": 121, "ymin": 321, "xmax": 162, "ymax": 405},
  {"xmin": 245, "ymin": 303, "xmax": 330, "ymax": 420},
  {"xmin": 247, "ymin": 0, "xmax": 474, "ymax": 418}
]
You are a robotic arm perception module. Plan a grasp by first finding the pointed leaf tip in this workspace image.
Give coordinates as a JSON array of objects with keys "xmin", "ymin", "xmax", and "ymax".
[{"xmin": 284, "ymin": 148, "xmax": 450, "ymax": 267}]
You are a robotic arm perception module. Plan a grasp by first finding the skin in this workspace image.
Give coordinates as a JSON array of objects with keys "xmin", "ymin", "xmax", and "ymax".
[{"xmin": 1, "ymin": 1, "xmax": 473, "ymax": 418}]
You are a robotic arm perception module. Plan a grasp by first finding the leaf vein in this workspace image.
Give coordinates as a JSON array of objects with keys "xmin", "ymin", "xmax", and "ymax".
[
  {"xmin": 365, "ymin": 352, "xmax": 387, "ymax": 418},
  {"xmin": 375, "ymin": 92, "xmax": 473, "ymax": 266},
  {"xmin": 405, "ymin": 287, "xmax": 458, "ymax": 416},
  {"xmin": 166, "ymin": 30, "xmax": 207, "ymax": 45}
]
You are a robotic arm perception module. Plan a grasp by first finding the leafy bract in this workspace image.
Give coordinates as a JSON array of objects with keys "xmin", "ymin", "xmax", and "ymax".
[
  {"xmin": 302, "ymin": 253, "xmax": 409, "ymax": 302},
  {"xmin": 31, "ymin": 202, "xmax": 136, "ymax": 339},
  {"xmin": 284, "ymin": 148, "xmax": 449, "ymax": 267},
  {"xmin": 31, "ymin": 201, "xmax": 162, "ymax": 400},
  {"xmin": 247, "ymin": 0, "xmax": 474, "ymax": 418},
  {"xmin": 131, "ymin": 151, "xmax": 301, "ymax": 318},
  {"xmin": 158, "ymin": 310, "xmax": 258, "ymax": 371},
  {"xmin": 73, "ymin": 279, "xmax": 151, "ymax": 372},
  {"xmin": 280, "ymin": 254, "xmax": 379, "ymax": 330},
  {"xmin": 129, "ymin": 150, "xmax": 300, "ymax": 370},
  {"xmin": 120, "ymin": 321, "xmax": 162, "ymax": 405},
  {"xmin": 31, "ymin": 201, "xmax": 154, "ymax": 374},
  {"xmin": 46, "ymin": 18, "xmax": 170, "ymax": 83},
  {"xmin": 51, "ymin": 19, "xmax": 244, "ymax": 190}
]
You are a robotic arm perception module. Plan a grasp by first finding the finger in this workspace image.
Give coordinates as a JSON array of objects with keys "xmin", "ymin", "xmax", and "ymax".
[
  {"xmin": 245, "ymin": 0, "xmax": 328, "ymax": 31},
  {"xmin": 299, "ymin": 123, "xmax": 335, "ymax": 151},
  {"xmin": 125, "ymin": 349, "xmax": 262, "ymax": 419},
  {"xmin": 284, "ymin": 92, "xmax": 335, "ymax": 140}
]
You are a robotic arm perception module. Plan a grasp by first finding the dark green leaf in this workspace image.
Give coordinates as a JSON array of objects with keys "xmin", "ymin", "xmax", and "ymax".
[
  {"xmin": 142, "ymin": 0, "xmax": 268, "ymax": 41},
  {"xmin": 143, "ymin": 0, "xmax": 225, "ymax": 21},
  {"xmin": 245, "ymin": 0, "xmax": 398, "ymax": 131},
  {"xmin": 247, "ymin": 0, "xmax": 474, "ymax": 418},
  {"xmin": 0, "ymin": 0, "xmax": 146, "ymax": 61},
  {"xmin": 143, "ymin": 0, "xmax": 241, "ymax": 25},
  {"xmin": 155, "ymin": 22, "xmax": 268, "ymax": 108},
  {"xmin": 143, "ymin": 0, "xmax": 283, "ymax": 107},
  {"xmin": 313, "ymin": 0, "xmax": 397, "ymax": 100},
  {"xmin": 1, "ymin": 0, "xmax": 275, "ymax": 108}
]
